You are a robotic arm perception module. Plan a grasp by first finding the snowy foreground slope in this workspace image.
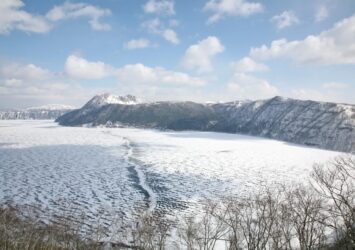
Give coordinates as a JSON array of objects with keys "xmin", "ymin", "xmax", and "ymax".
[
  {"xmin": 0, "ymin": 120, "xmax": 341, "ymax": 234},
  {"xmin": 57, "ymin": 94, "xmax": 355, "ymax": 152}
]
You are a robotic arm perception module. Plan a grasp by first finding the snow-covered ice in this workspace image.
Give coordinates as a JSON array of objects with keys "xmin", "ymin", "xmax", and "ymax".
[{"xmin": 0, "ymin": 120, "xmax": 341, "ymax": 231}]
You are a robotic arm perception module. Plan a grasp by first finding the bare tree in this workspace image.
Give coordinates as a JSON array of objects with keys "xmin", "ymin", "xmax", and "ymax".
[
  {"xmin": 199, "ymin": 199, "xmax": 229, "ymax": 250},
  {"xmin": 177, "ymin": 215, "xmax": 202, "ymax": 250},
  {"xmin": 218, "ymin": 192, "xmax": 277, "ymax": 250},
  {"xmin": 311, "ymin": 155, "xmax": 355, "ymax": 249},
  {"xmin": 130, "ymin": 212, "xmax": 173, "ymax": 250},
  {"xmin": 285, "ymin": 186, "xmax": 327, "ymax": 250},
  {"xmin": 240, "ymin": 192, "xmax": 278, "ymax": 250},
  {"xmin": 268, "ymin": 190, "xmax": 294, "ymax": 250},
  {"xmin": 217, "ymin": 198, "xmax": 243, "ymax": 250}
]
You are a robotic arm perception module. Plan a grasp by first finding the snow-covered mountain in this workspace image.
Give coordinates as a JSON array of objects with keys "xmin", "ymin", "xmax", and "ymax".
[
  {"xmin": 56, "ymin": 95, "xmax": 355, "ymax": 152},
  {"xmin": 0, "ymin": 104, "xmax": 75, "ymax": 120}
]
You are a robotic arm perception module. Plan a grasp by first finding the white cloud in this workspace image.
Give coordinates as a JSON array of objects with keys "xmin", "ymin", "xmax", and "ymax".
[
  {"xmin": 3, "ymin": 78, "xmax": 23, "ymax": 88},
  {"xmin": 228, "ymin": 73, "xmax": 279, "ymax": 100},
  {"xmin": 322, "ymin": 82, "xmax": 348, "ymax": 89},
  {"xmin": 64, "ymin": 55, "xmax": 204, "ymax": 86},
  {"xmin": 116, "ymin": 64, "xmax": 205, "ymax": 86},
  {"xmin": 204, "ymin": 0, "xmax": 263, "ymax": 23},
  {"xmin": 142, "ymin": 18, "xmax": 179, "ymax": 44},
  {"xmin": 124, "ymin": 38, "xmax": 152, "ymax": 50},
  {"xmin": 0, "ymin": 0, "xmax": 51, "ymax": 34},
  {"xmin": 46, "ymin": 2, "xmax": 111, "ymax": 31},
  {"xmin": 289, "ymin": 88, "xmax": 329, "ymax": 102},
  {"xmin": 143, "ymin": 18, "xmax": 161, "ymax": 33},
  {"xmin": 232, "ymin": 57, "xmax": 268, "ymax": 72},
  {"xmin": 251, "ymin": 15, "xmax": 355, "ymax": 65},
  {"xmin": 169, "ymin": 19, "xmax": 179, "ymax": 27},
  {"xmin": 0, "ymin": 0, "xmax": 112, "ymax": 35},
  {"xmin": 0, "ymin": 80, "xmax": 99, "ymax": 109},
  {"xmin": 287, "ymin": 82, "xmax": 354, "ymax": 104},
  {"xmin": 0, "ymin": 63, "xmax": 51, "ymax": 80},
  {"xmin": 0, "ymin": 57, "xmax": 203, "ymax": 108},
  {"xmin": 0, "ymin": 60, "xmax": 103, "ymax": 108},
  {"xmin": 163, "ymin": 29, "xmax": 179, "ymax": 44},
  {"xmin": 0, "ymin": 61, "xmax": 53, "ymax": 89},
  {"xmin": 65, "ymin": 55, "xmax": 114, "ymax": 80},
  {"xmin": 315, "ymin": 6, "xmax": 328, "ymax": 22},
  {"xmin": 143, "ymin": 0, "xmax": 175, "ymax": 16},
  {"xmin": 181, "ymin": 36, "xmax": 225, "ymax": 73},
  {"xmin": 288, "ymin": 88, "xmax": 348, "ymax": 103},
  {"xmin": 271, "ymin": 11, "xmax": 299, "ymax": 30}
]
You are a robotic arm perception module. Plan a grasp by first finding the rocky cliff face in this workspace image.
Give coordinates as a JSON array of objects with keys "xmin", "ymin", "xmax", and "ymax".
[{"xmin": 56, "ymin": 94, "xmax": 355, "ymax": 153}]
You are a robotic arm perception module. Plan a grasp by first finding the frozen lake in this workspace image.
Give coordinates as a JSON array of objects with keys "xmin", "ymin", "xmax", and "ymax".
[{"xmin": 0, "ymin": 120, "xmax": 341, "ymax": 230}]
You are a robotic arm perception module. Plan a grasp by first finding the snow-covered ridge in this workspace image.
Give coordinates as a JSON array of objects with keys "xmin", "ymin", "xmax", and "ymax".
[
  {"xmin": 57, "ymin": 95, "xmax": 355, "ymax": 152},
  {"xmin": 84, "ymin": 93, "xmax": 139, "ymax": 109},
  {"xmin": 0, "ymin": 104, "xmax": 75, "ymax": 120}
]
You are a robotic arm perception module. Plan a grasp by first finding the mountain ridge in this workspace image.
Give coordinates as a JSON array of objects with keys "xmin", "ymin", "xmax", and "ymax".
[{"xmin": 56, "ymin": 94, "xmax": 355, "ymax": 153}]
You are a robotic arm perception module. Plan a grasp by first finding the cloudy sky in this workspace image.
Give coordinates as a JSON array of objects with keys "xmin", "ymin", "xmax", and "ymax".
[{"xmin": 0, "ymin": 0, "xmax": 354, "ymax": 108}]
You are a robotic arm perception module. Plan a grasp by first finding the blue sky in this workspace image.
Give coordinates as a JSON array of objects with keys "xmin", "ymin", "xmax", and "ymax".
[{"xmin": 0, "ymin": 0, "xmax": 354, "ymax": 108}]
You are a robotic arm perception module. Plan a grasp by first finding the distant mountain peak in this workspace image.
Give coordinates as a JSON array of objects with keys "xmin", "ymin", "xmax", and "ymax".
[{"xmin": 83, "ymin": 93, "xmax": 139, "ymax": 109}]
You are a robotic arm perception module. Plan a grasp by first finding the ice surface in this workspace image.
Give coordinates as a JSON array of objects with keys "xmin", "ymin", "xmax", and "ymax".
[
  {"xmin": 0, "ymin": 120, "xmax": 341, "ymax": 234},
  {"xmin": 0, "ymin": 120, "xmax": 147, "ymax": 234}
]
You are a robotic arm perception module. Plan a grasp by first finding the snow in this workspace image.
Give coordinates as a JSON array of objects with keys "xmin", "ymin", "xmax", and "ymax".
[{"xmin": 0, "ymin": 120, "xmax": 341, "ymax": 235}]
